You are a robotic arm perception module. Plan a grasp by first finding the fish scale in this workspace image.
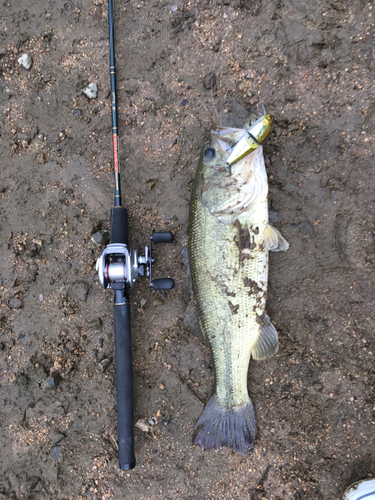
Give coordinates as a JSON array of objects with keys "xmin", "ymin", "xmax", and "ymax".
[
  {"xmin": 188, "ymin": 121, "xmax": 288, "ymax": 455},
  {"xmin": 189, "ymin": 175, "xmax": 268, "ymax": 409}
]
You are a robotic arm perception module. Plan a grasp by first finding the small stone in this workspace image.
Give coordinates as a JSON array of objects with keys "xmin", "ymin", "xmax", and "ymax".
[
  {"xmin": 87, "ymin": 317, "xmax": 102, "ymax": 329},
  {"xmin": 43, "ymin": 373, "xmax": 60, "ymax": 389},
  {"xmin": 91, "ymin": 230, "xmax": 110, "ymax": 246},
  {"xmin": 10, "ymin": 298, "xmax": 23, "ymax": 309},
  {"xmin": 148, "ymin": 417, "xmax": 155, "ymax": 426},
  {"xmin": 50, "ymin": 446, "xmax": 61, "ymax": 460},
  {"xmin": 203, "ymin": 72, "xmax": 216, "ymax": 90},
  {"xmin": 98, "ymin": 358, "xmax": 111, "ymax": 373},
  {"xmin": 152, "ymin": 299, "xmax": 163, "ymax": 306},
  {"xmin": 49, "ymin": 432, "xmax": 65, "ymax": 445},
  {"xmin": 147, "ymin": 180, "xmax": 156, "ymax": 190},
  {"xmin": 73, "ymin": 280, "xmax": 90, "ymax": 302},
  {"xmin": 18, "ymin": 53, "xmax": 32, "ymax": 70},
  {"xmin": 83, "ymin": 83, "xmax": 98, "ymax": 99},
  {"xmin": 159, "ymin": 382, "xmax": 166, "ymax": 390},
  {"xmin": 140, "ymin": 298, "xmax": 148, "ymax": 308},
  {"xmin": 180, "ymin": 99, "xmax": 189, "ymax": 107},
  {"xmin": 135, "ymin": 419, "xmax": 150, "ymax": 432},
  {"xmin": 73, "ymin": 109, "xmax": 82, "ymax": 118}
]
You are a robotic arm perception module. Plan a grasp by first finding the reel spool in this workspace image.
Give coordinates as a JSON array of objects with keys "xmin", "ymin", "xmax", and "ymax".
[{"xmin": 96, "ymin": 231, "xmax": 175, "ymax": 291}]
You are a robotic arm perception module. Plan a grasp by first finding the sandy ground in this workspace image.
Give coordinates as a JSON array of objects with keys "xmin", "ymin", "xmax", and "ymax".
[{"xmin": 0, "ymin": 0, "xmax": 374, "ymax": 499}]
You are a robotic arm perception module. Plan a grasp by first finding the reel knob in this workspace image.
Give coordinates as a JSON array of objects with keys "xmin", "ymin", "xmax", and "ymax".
[
  {"xmin": 151, "ymin": 278, "xmax": 175, "ymax": 290},
  {"xmin": 151, "ymin": 232, "xmax": 174, "ymax": 244}
]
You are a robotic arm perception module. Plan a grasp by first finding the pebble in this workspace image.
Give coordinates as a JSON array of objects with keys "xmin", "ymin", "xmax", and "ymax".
[
  {"xmin": 10, "ymin": 298, "xmax": 23, "ymax": 309},
  {"xmin": 87, "ymin": 317, "xmax": 102, "ymax": 329},
  {"xmin": 148, "ymin": 417, "xmax": 155, "ymax": 426},
  {"xmin": 43, "ymin": 373, "xmax": 60, "ymax": 389},
  {"xmin": 203, "ymin": 72, "xmax": 216, "ymax": 90},
  {"xmin": 140, "ymin": 298, "xmax": 148, "ymax": 308},
  {"xmin": 39, "ymin": 294, "xmax": 43, "ymax": 302},
  {"xmin": 83, "ymin": 83, "xmax": 98, "ymax": 99},
  {"xmin": 135, "ymin": 419, "xmax": 150, "ymax": 432},
  {"xmin": 91, "ymin": 230, "xmax": 110, "ymax": 246},
  {"xmin": 159, "ymin": 382, "xmax": 166, "ymax": 390},
  {"xmin": 73, "ymin": 109, "xmax": 82, "ymax": 118},
  {"xmin": 72, "ymin": 280, "xmax": 90, "ymax": 302},
  {"xmin": 98, "ymin": 358, "xmax": 111, "ymax": 373},
  {"xmin": 50, "ymin": 446, "xmax": 61, "ymax": 460},
  {"xmin": 17, "ymin": 53, "xmax": 32, "ymax": 70}
]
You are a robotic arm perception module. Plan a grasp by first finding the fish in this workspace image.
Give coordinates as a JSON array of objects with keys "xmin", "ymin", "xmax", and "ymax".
[{"xmin": 188, "ymin": 113, "xmax": 289, "ymax": 455}]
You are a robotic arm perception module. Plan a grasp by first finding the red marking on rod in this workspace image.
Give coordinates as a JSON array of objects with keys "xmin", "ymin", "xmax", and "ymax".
[{"xmin": 113, "ymin": 134, "xmax": 119, "ymax": 173}]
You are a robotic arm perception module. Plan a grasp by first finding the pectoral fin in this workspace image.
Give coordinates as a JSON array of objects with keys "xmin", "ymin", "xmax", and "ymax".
[
  {"xmin": 264, "ymin": 224, "xmax": 289, "ymax": 252},
  {"xmin": 251, "ymin": 314, "xmax": 279, "ymax": 360}
]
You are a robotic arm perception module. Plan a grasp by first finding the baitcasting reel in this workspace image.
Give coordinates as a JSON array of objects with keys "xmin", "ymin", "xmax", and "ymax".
[{"xmin": 96, "ymin": 232, "xmax": 175, "ymax": 291}]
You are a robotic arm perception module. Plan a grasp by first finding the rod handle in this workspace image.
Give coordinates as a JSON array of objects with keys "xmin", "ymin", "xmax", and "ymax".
[
  {"xmin": 114, "ymin": 301, "xmax": 136, "ymax": 470},
  {"xmin": 111, "ymin": 207, "xmax": 128, "ymax": 245},
  {"xmin": 151, "ymin": 232, "xmax": 174, "ymax": 244}
]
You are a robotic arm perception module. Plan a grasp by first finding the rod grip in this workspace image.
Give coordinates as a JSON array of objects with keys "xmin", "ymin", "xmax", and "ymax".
[
  {"xmin": 114, "ymin": 301, "xmax": 136, "ymax": 470},
  {"xmin": 110, "ymin": 207, "xmax": 128, "ymax": 245}
]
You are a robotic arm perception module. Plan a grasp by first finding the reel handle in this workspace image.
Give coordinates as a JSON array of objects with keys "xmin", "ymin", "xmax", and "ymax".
[
  {"xmin": 152, "ymin": 278, "xmax": 175, "ymax": 290},
  {"xmin": 151, "ymin": 231, "xmax": 174, "ymax": 244}
]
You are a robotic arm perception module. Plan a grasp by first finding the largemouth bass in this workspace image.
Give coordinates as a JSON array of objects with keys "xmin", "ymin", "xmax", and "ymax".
[{"xmin": 188, "ymin": 115, "xmax": 288, "ymax": 455}]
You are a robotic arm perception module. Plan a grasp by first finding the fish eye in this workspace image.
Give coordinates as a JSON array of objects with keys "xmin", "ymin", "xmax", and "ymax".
[{"xmin": 204, "ymin": 148, "xmax": 216, "ymax": 159}]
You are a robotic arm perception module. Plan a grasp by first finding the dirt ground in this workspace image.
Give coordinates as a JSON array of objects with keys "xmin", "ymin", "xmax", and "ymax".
[{"xmin": 0, "ymin": 0, "xmax": 374, "ymax": 498}]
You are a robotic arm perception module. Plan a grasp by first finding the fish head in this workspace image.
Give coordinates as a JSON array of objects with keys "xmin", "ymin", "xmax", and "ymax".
[{"xmin": 198, "ymin": 129, "xmax": 268, "ymax": 221}]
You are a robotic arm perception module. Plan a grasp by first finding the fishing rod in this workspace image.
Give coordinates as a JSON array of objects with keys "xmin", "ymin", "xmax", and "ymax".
[{"xmin": 96, "ymin": 0, "xmax": 175, "ymax": 471}]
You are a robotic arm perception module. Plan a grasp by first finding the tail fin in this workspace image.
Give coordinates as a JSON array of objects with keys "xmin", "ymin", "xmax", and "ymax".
[{"xmin": 193, "ymin": 395, "xmax": 256, "ymax": 456}]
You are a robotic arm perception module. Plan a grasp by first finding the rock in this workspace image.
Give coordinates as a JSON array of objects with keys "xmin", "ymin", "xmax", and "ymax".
[
  {"xmin": 203, "ymin": 72, "xmax": 216, "ymax": 90},
  {"xmin": 72, "ymin": 280, "xmax": 90, "ymax": 302},
  {"xmin": 73, "ymin": 109, "xmax": 82, "ymax": 118},
  {"xmin": 98, "ymin": 358, "xmax": 111, "ymax": 373},
  {"xmin": 43, "ymin": 372, "xmax": 60, "ymax": 389},
  {"xmin": 91, "ymin": 230, "xmax": 110, "ymax": 246},
  {"xmin": 140, "ymin": 298, "xmax": 148, "ymax": 308},
  {"xmin": 10, "ymin": 298, "xmax": 23, "ymax": 309},
  {"xmin": 17, "ymin": 53, "xmax": 32, "ymax": 70},
  {"xmin": 83, "ymin": 83, "xmax": 98, "ymax": 99},
  {"xmin": 50, "ymin": 446, "xmax": 61, "ymax": 460},
  {"xmin": 159, "ymin": 382, "xmax": 166, "ymax": 390},
  {"xmin": 135, "ymin": 419, "xmax": 150, "ymax": 432},
  {"xmin": 87, "ymin": 317, "xmax": 102, "ymax": 329},
  {"xmin": 49, "ymin": 432, "xmax": 65, "ymax": 445}
]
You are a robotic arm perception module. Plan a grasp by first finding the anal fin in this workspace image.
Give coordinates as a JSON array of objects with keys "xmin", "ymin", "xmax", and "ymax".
[
  {"xmin": 264, "ymin": 224, "xmax": 289, "ymax": 252},
  {"xmin": 251, "ymin": 314, "xmax": 279, "ymax": 360}
]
